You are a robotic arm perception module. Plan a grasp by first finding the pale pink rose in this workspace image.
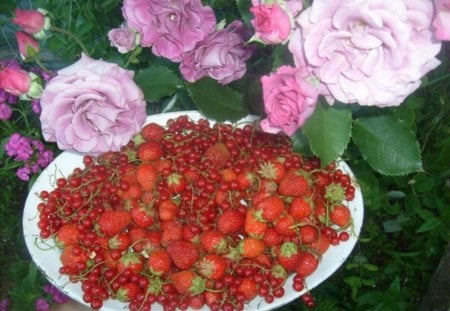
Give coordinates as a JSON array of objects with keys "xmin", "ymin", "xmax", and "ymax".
[
  {"xmin": 289, "ymin": 0, "xmax": 442, "ymax": 107},
  {"xmin": 122, "ymin": 0, "xmax": 216, "ymax": 62},
  {"xmin": 40, "ymin": 54, "xmax": 146, "ymax": 155},
  {"xmin": 0, "ymin": 68, "xmax": 31, "ymax": 96},
  {"xmin": 250, "ymin": 4, "xmax": 292, "ymax": 44},
  {"xmin": 12, "ymin": 9, "xmax": 45, "ymax": 34},
  {"xmin": 16, "ymin": 32, "xmax": 40, "ymax": 59},
  {"xmin": 260, "ymin": 65, "xmax": 319, "ymax": 136},
  {"xmin": 180, "ymin": 21, "xmax": 254, "ymax": 85},
  {"xmin": 108, "ymin": 26, "xmax": 140, "ymax": 53},
  {"xmin": 433, "ymin": 0, "xmax": 450, "ymax": 40}
]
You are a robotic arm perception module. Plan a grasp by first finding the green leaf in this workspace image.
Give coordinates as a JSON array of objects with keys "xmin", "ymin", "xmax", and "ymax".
[
  {"xmin": 416, "ymin": 218, "xmax": 441, "ymax": 233},
  {"xmin": 186, "ymin": 78, "xmax": 248, "ymax": 122},
  {"xmin": 302, "ymin": 102, "xmax": 352, "ymax": 166},
  {"xmin": 236, "ymin": 0, "xmax": 253, "ymax": 24},
  {"xmin": 353, "ymin": 115, "xmax": 423, "ymax": 175},
  {"xmin": 134, "ymin": 65, "xmax": 183, "ymax": 102}
]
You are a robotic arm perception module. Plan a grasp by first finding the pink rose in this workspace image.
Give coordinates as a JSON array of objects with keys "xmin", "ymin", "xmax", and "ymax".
[
  {"xmin": 289, "ymin": 0, "xmax": 442, "ymax": 107},
  {"xmin": 16, "ymin": 32, "xmax": 40, "ymax": 59},
  {"xmin": 433, "ymin": 0, "xmax": 450, "ymax": 40},
  {"xmin": 179, "ymin": 21, "xmax": 254, "ymax": 85},
  {"xmin": 250, "ymin": 4, "xmax": 292, "ymax": 44},
  {"xmin": 39, "ymin": 54, "xmax": 146, "ymax": 155},
  {"xmin": 0, "ymin": 68, "xmax": 31, "ymax": 96},
  {"xmin": 122, "ymin": 0, "xmax": 216, "ymax": 62},
  {"xmin": 108, "ymin": 26, "xmax": 140, "ymax": 53},
  {"xmin": 251, "ymin": 0, "xmax": 302, "ymax": 16},
  {"xmin": 12, "ymin": 9, "xmax": 45, "ymax": 34},
  {"xmin": 260, "ymin": 65, "xmax": 319, "ymax": 136}
]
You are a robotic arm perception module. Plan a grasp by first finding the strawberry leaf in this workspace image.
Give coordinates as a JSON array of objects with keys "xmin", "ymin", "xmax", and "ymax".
[
  {"xmin": 134, "ymin": 65, "xmax": 183, "ymax": 102},
  {"xmin": 353, "ymin": 115, "xmax": 422, "ymax": 175},
  {"xmin": 186, "ymin": 78, "xmax": 248, "ymax": 122},
  {"xmin": 302, "ymin": 102, "xmax": 352, "ymax": 167}
]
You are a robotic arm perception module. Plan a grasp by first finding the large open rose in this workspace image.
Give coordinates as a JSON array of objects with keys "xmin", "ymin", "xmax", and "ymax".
[
  {"xmin": 179, "ymin": 21, "xmax": 253, "ymax": 85},
  {"xmin": 122, "ymin": 0, "xmax": 216, "ymax": 62},
  {"xmin": 40, "ymin": 54, "xmax": 146, "ymax": 155},
  {"xmin": 289, "ymin": 0, "xmax": 442, "ymax": 107}
]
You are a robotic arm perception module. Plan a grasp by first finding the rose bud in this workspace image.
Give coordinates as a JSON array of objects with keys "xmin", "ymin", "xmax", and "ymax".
[
  {"xmin": 107, "ymin": 26, "xmax": 141, "ymax": 54},
  {"xmin": 0, "ymin": 68, "xmax": 43, "ymax": 99},
  {"xmin": 12, "ymin": 8, "xmax": 51, "ymax": 39},
  {"xmin": 16, "ymin": 32, "xmax": 40, "ymax": 60}
]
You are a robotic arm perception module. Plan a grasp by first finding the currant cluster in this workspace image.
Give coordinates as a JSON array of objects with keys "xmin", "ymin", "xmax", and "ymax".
[{"xmin": 36, "ymin": 115, "xmax": 356, "ymax": 311}]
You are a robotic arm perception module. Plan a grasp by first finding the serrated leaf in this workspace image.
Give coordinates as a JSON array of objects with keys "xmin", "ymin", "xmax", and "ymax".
[
  {"xmin": 134, "ymin": 65, "xmax": 183, "ymax": 102},
  {"xmin": 353, "ymin": 115, "xmax": 422, "ymax": 175},
  {"xmin": 186, "ymin": 78, "xmax": 248, "ymax": 122},
  {"xmin": 302, "ymin": 102, "xmax": 352, "ymax": 166},
  {"xmin": 291, "ymin": 130, "xmax": 312, "ymax": 156}
]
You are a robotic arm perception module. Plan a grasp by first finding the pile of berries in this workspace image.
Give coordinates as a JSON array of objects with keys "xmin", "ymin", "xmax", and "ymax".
[{"xmin": 36, "ymin": 115, "xmax": 356, "ymax": 310}]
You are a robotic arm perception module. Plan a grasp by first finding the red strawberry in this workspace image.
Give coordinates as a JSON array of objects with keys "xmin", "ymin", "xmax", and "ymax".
[
  {"xmin": 203, "ymin": 142, "xmax": 231, "ymax": 168},
  {"xmin": 117, "ymin": 252, "xmax": 144, "ymax": 274},
  {"xmin": 158, "ymin": 200, "xmax": 178, "ymax": 221},
  {"xmin": 237, "ymin": 277, "xmax": 259, "ymax": 301},
  {"xmin": 244, "ymin": 208, "xmax": 268, "ymax": 238},
  {"xmin": 130, "ymin": 204, "xmax": 155, "ymax": 228},
  {"xmin": 295, "ymin": 251, "xmax": 319, "ymax": 277},
  {"xmin": 278, "ymin": 170, "xmax": 310, "ymax": 197},
  {"xmin": 147, "ymin": 249, "xmax": 172, "ymax": 276},
  {"xmin": 118, "ymin": 182, "xmax": 142, "ymax": 200},
  {"xmin": 60, "ymin": 245, "xmax": 89, "ymax": 272},
  {"xmin": 254, "ymin": 195, "xmax": 285, "ymax": 222},
  {"xmin": 160, "ymin": 220, "xmax": 183, "ymax": 246},
  {"xmin": 220, "ymin": 168, "xmax": 237, "ymax": 182},
  {"xmin": 97, "ymin": 210, "xmax": 131, "ymax": 236},
  {"xmin": 140, "ymin": 123, "xmax": 165, "ymax": 142},
  {"xmin": 330, "ymin": 204, "xmax": 351, "ymax": 228},
  {"xmin": 239, "ymin": 238, "xmax": 265, "ymax": 259},
  {"xmin": 136, "ymin": 163, "xmax": 158, "ymax": 191},
  {"xmin": 166, "ymin": 240, "xmax": 198, "ymax": 270},
  {"xmin": 217, "ymin": 209, "xmax": 244, "ymax": 235},
  {"xmin": 117, "ymin": 282, "xmax": 141, "ymax": 302},
  {"xmin": 299, "ymin": 224, "xmax": 319, "ymax": 244},
  {"xmin": 137, "ymin": 141, "xmax": 163, "ymax": 162},
  {"xmin": 277, "ymin": 241, "xmax": 301, "ymax": 272},
  {"xmin": 55, "ymin": 224, "xmax": 80, "ymax": 247},
  {"xmin": 108, "ymin": 233, "xmax": 131, "ymax": 251},
  {"xmin": 289, "ymin": 197, "xmax": 313, "ymax": 220},
  {"xmin": 236, "ymin": 171, "xmax": 256, "ymax": 190},
  {"xmin": 257, "ymin": 161, "xmax": 286, "ymax": 183},
  {"xmin": 128, "ymin": 227, "xmax": 146, "ymax": 252},
  {"xmin": 274, "ymin": 214, "xmax": 297, "ymax": 236},
  {"xmin": 196, "ymin": 254, "xmax": 228, "ymax": 280},
  {"xmin": 166, "ymin": 173, "xmax": 186, "ymax": 193},
  {"xmin": 203, "ymin": 291, "xmax": 222, "ymax": 306},
  {"xmin": 262, "ymin": 227, "xmax": 282, "ymax": 247},
  {"xmin": 309, "ymin": 233, "xmax": 331, "ymax": 255},
  {"xmin": 200, "ymin": 231, "xmax": 227, "ymax": 253},
  {"xmin": 169, "ymin": 270, "xmax": 206, "ymax": 295}
]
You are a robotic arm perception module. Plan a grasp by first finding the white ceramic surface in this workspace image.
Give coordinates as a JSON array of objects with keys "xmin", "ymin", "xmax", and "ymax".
[{"xmin": 23, "ymin": 111, "xmax": 364, "ymax": 311}]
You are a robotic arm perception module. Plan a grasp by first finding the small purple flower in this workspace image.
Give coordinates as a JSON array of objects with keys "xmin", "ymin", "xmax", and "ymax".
[
  {"xmin": 16, "ymin": 166, "xmax": 31, "ymax": 181},
  {"xmin": 0, "ymin": 59, "xmax": 21, "ymax": 70},
  {"xmin": 0, "ymin": 298, "xmax": 10, "ymax": 311},
  {"xmin": 4, "ymin": 133, "xmax": 34, "ymax": 161},
  {"xmin": 35, "ymin": 298, "xmax": 49, "ymax": 311},
  {"xmin": 31, "ymin": 99, "xmax": 42, "ymax": 114},
  {"xmin": 0, "ymin": 103, "xmax": 12, "ymax": 120},
  {"xmin": 43, "ymin": 284, "xmax": 69, "ymax": 304},
  {"xmin": 36, "ymin": 150, "xmax": 54, "ymax": 168}
]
